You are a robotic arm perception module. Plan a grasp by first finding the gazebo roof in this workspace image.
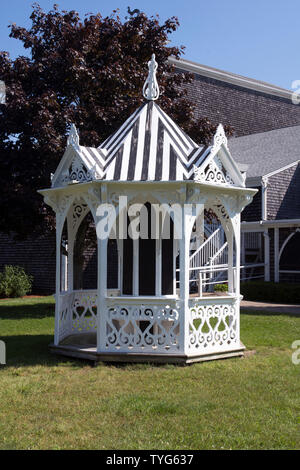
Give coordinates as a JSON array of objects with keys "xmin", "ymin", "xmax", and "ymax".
[
  {"xmin": 96, "ymin": 100, "xmax": 210, "ymax": 181},
  {"xmin": 51, "ymin": 55, "xmax": 245, "ymax": 189}
]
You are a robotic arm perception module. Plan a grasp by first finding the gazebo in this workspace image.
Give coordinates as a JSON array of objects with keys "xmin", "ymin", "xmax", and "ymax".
[{"xmin": 39, "ymin": 55, "xmax": 256, "ymax": 364}]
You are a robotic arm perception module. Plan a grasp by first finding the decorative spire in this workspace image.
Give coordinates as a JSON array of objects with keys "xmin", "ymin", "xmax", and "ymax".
[
  {"xmin": 143, "ymin": 54, "xmax": 160, "ymax": 101},
  {"xmin": 213, "ymin": 124, "xmax": 228, "ymax": 149},
  {"xmin": 67, "ymin": 123, "xmax": 80, "ymax": 148}
]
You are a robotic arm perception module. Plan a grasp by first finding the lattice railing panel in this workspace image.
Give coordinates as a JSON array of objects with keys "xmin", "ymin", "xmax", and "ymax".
[
  {"xmin": 105, "ymin": 300, "xmax": 180, "ymax": 353},
  {"xmin": 71, "ymin": 290, "xmax": 98, "ymax": 334},
  {"xmin": 188, "ymin": 298, "xmax": 239, "ymax": 354}
]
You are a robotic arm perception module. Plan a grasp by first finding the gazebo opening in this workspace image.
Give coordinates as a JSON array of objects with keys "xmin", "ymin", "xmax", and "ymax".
[
  {"xmin": 73, "ymin": 211, "xmax": 97, "ymax": 291},
  {"xmin": 189, "ymin": 203, "xmax": 237, "ymax": 297},
  {"xmin": 120, "ymin": 201, "xmax": 175, "ymax": 296}
]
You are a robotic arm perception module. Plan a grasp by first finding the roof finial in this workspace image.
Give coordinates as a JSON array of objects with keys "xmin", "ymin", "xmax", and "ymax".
[
  {"xmin": 67, "ymin": 123, "xmax": 80, "ymax": 148},
  {"xmin": 213, "ymin": 124, "xmax": 228, "ymax": 149},
  {"xmin": 143, "ymin": 54, "xmax": 160, "ymax": 101}
]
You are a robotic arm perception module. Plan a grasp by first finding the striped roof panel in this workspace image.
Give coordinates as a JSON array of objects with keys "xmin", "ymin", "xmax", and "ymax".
[{"xmin": 80, "ymin": 101, "xmax": 211, "ymax": 182}]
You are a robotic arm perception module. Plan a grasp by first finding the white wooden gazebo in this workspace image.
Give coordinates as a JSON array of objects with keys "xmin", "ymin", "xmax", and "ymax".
[{"xmin": 39, "ymin": 55, "xmax": 256, "ymax": 364}]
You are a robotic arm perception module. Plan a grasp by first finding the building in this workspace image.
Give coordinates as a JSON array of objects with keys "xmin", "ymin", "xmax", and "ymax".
[{"xmin": 1, "ymin": 57, "xmax": 300, "ymax": 293}]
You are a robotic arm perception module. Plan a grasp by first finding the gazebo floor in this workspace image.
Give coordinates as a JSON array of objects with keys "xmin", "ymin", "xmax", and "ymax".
[{"xmin": 49, "ymin": 333, "xmax": 245, "ymax": 365}]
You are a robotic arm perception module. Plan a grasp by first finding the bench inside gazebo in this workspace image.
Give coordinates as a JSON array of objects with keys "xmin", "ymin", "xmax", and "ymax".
[{"xmin": 39, "ymin": 55, "xmax": 256, "ymax": 364}]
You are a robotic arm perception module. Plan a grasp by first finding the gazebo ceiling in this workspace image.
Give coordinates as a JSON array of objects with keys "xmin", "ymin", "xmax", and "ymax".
[{"xmin": 51, "ymin": 55, "xmax": 245, "ymax": 189}]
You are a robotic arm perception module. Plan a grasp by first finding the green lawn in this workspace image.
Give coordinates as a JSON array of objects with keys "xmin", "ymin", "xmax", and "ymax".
[{"xmin": 0, "ymin": 296, "xmax": 300, "ymax": 450}]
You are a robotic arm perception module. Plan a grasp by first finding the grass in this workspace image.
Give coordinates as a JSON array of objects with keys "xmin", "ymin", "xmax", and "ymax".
[{"xmin": 0, "ymin": 296, "xmax": 300, "ymax": 450}]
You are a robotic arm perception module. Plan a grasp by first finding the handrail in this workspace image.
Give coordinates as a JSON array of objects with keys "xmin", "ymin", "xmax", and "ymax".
[
  {"xmin": 210, "ymin": 241, "xmax": 228, "ymax": 264},
  {"xmin": 190, "ymin": 227, "xmax": 222, "ymax": 261}
]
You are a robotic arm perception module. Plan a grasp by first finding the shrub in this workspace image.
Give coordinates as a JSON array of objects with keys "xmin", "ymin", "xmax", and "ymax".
[
  {"xmin": 240, "ymin": 281, "xmax": 300, "ymax": 304},
  {"xmin": 214, "ymin": 283, "xmax": 228, "ymax": 292},
  {"xmin": 0, "ymin": 265, "xmax": 33, "ymax": 298}
]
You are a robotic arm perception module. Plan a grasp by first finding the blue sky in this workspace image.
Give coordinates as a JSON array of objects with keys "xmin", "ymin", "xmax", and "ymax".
[{"xmin": 1, "ymin": 0, "xmax": 300, "ymax": 90}]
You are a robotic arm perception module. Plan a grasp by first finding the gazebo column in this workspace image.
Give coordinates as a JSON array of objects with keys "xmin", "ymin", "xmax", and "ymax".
[
  {"xmin": 227, "ymin": 227, "xmax": 234, "ymax": 295},
  {"xmin": 97, "ymin": 236, "xmax": 108, "ymax": 352},
  {"xmin": 54, "ymin": 215, "xmax": 63, "ymax": 346},
  {"xmin": 66, "ymin": 213, "xmax": 75, "ymax": 292},
  {"xmin": 234, "ymin": 214, "xmax": 241, "ymax": 297},
  {"xmin": 179, "ymin": 207, "xmax": 192, "ymax": 355}
]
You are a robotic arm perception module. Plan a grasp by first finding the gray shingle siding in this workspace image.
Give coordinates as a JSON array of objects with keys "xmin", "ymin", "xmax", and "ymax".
[
  {"xmin": 180, "ymin": 71, "xmax": 300, "ymax": 137},
  {"xmin": 267, "ymin": 163, "xmax": 300, "ymax": 220},
  {"xmin": 242, "ymin": 187, "xmax": 261, "ymax": 221}
]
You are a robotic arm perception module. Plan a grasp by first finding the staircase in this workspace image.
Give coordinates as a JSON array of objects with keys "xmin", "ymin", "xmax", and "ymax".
[{"xmin": 189, "ymin": 224, "xmax": 228, "ymax": 292}]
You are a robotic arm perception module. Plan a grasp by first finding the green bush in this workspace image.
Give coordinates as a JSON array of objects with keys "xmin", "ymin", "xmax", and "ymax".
[
  {"xmin": 0, "ymin": 265, "xmax": 33, "ymax": 298},
  {"xmin": 214, "ymin": 283, "xmax": 228, "ymax": 292},
  {"xmin": 240, "ymin": 281, "xmax": 300, "ymax": 304}
]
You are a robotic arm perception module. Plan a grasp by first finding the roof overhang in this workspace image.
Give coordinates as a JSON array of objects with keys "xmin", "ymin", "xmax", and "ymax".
[
  {"xmin": 169, "ymin": 57, "xmax": 293, "ymax": 100},
  {"xmin": 39, "ymin": 179, "xmax": 257, "ymax": 199}
]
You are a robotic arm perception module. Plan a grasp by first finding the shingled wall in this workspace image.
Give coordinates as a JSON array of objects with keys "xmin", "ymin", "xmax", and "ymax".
[
  {"xmin": 179, "ymin": 71, "xmax": 300, "ymax": 137},
  {"xmin": 267, "ymin": 163, "xmax": 300, "ymax": 220}
]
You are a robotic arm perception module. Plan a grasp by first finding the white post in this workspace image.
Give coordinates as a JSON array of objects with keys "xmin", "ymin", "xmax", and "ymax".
[
  {"xmin": 118, "ymin": 238, "xmax": 123, "ymax": 294},
  {"xmin": 198, "ymin": 272, "xmax": 202, "ymax": 298},
  {"xmin": 97, "ymin": 184, "xmax": 108, "ymax": 353},
  {"xmin": 67, "ymin": 214, "xmax": 75, "ymax": 292},
  {"xmin": 274, "ymin": 227, "xmax": 279, "ymax": 283},
  {"xmin": 97, "ymin": 236, "xmax": 108, "ymax": 353},
  {"xmin": 179, "ymin": 209, "xmax": 190, "ymax": 355},
  {"xmin": 263, "ymin": 230, "xmax": 270, "ymax": 282},
  {"xmin": 60, "ymin": 242, "xmax": 68, "ymax": 292},
  {"xmin": 227, "ymin": 228, "xmax": 234, "ymax": 294},
  {"xmin": 133, "ymin": 238, "xmax": 139, "ymax": 296},
  {"xmin": 209, "ymin": 258, "xmax": 213, "ymax": 292},
  {"xmin": 54, "ymin": 217, "xmax": 62, "ymax": 346},
  {"xmin": 235, "ymin": 215, "xmax": 241, "ymax": 297},
  {"xmin": 156, "ymin": 212, "xmax": 162, "ymax": 296},
  {"xmin": 261, "ymin": 177, "xmax": 268, "ymax": 221}
]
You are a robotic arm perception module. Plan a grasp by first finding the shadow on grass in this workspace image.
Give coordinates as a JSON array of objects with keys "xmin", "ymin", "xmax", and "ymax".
[
  {"xmin": 241, "ymin": 308, "xmax": 300, "ymax": 318},
  {"xmin": 1, "ymin": 334, "xmax": 175, "ymax": 369},
  {"xmin": 0, "ymin": 334, "xmax": 87, "ymax": 368},
  {"xmin": 0, "ymin": 302, "xmax": 54, "ymax": 320}
]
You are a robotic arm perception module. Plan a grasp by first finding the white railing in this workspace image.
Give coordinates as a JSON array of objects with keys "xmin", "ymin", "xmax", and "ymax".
[
  {"xmin": 188, "ymin": 296, "xmax": 239, "ymax": 355},
  {"xmin": 58, "ymin": 289, "xmax": 98, "ymax": 343},
  {"xmin": 210, "ymin": 242, "xmax": 228, "ymax": 267},
  {"xmin": 190, "ymin": 227, "xmax": 225, "ymax": 271},
  {"xmin": 57, "ymin": 290, "xmax": 243, "ymax": 357},
  {"xmin": 104, "ymin": 296, "xmax": 181, "ymax": 353}
]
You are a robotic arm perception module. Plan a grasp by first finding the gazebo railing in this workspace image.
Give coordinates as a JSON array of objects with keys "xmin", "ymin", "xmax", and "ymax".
[
  {"xmin": 57, "ymin": 289, "xmax": 98, "ymax": 343},
  {"xmin": 57, "ymin": 291, "xmax": 241, "ymax": 357},
  {"xmin": 187, "ymin": 296, "xmax": 239, "ymax": 355},
  {"xmin": 104, "ymin": 297, "xmax": 181, "ymax": 354}
]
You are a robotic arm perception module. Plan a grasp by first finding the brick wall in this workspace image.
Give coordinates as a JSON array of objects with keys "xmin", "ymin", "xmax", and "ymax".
[
  {"xmin": 267, "ymin": 163, "xmax": 300, "ymax": 220},
  {"xmin": 0, "ymin": 232, "xmax": 56, "ymax": 294},
  {"xmin": 179, "ymin": 71, "xmax": 300, "ymax": 137}
]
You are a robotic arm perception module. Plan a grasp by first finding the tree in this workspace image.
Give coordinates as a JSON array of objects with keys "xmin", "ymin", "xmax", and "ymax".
[{"xmin": 0, "ymin": 3, "xmax": 233, "ymax": 239}]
